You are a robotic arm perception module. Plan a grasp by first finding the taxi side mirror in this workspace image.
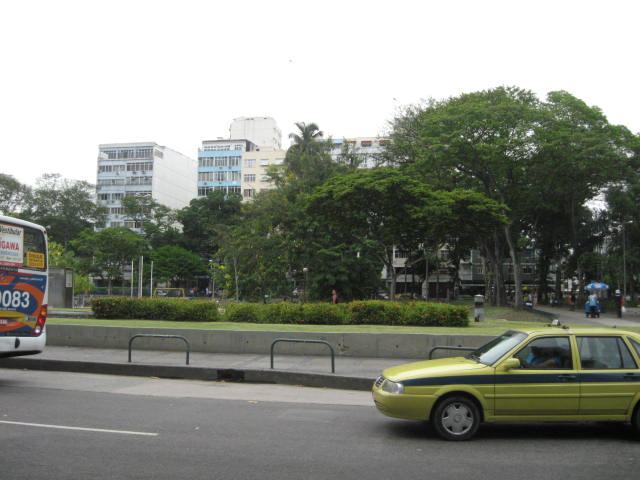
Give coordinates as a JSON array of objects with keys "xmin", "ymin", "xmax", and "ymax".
[{"xmin": 499, "ymin": 357, "xmax": 521, "ymax": 371}]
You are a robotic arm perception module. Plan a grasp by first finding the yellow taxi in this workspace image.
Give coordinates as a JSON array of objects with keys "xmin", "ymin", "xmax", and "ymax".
[{"xmin": 372, "ymin": 324, "xmax": 640, "ymax": 440}]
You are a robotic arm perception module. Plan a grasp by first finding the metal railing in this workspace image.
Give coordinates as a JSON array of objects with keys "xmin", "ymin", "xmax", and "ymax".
[
  {"xmin": 428, "ymin": 345, "xmax": 475, "ymax": 360},
  {"xmin": 128, "ymin": 334, "xmax": 191, "ymax": 365},
  {"xmin": 270, "ymin": 338, "xmax": 335, "ymax": 373}
]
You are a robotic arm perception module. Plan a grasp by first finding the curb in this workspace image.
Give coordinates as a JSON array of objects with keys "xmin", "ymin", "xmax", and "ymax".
[{"xmin": 0, "ymin": 357, "xmax": 373, "ymax": 391}]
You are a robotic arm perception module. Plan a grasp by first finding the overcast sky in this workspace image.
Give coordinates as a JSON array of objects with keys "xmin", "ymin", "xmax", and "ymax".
[{"xmin": 2, "ymin": 0, "xmax": 638, "ymax": 186}]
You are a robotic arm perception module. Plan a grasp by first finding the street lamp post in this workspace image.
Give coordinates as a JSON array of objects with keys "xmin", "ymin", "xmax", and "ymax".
[{"xmin": 303, "ymin": 267, "xmax": 309, "ymax": 302}]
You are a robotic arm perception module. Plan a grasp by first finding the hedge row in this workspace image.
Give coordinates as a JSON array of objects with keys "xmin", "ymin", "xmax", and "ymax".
[
  {"xmin": 91, "ymin": 298, "xmax": 468, "ymax": 327},
  {"xmin": 92, "ymin": 297, "xmax": 219, "ymax": 322},
  {"xmin": 224, "ymin": 300, "xmax": 469, "ymax": 327}
]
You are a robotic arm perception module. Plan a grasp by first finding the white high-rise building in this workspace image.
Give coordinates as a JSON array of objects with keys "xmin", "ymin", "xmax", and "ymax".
[
  {"xmin": 96, "ymin": 142, "xmax": 197, "ymax": 231},
  {"xmin": 229, "ymin": 117, "xmax": 282, "ymax": 149}
]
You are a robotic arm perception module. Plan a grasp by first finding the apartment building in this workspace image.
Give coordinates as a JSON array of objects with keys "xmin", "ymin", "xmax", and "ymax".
[
  {"xmin": 230, "ymin": 116, "xmax": 282, "ymax": 149},
  {"xmin": 97, "ymin": 142, "xmax": 196, "ymax": 230},
  {"xmin": 240, "ymin": 147, "xmax": 286, "ymax": 200},
  {"xmin": 198, "ymin": 117, "xmax": 284, "ymax": 200},
  {"xmin": 197, "ymin": 139, "xmax": 256, "ymax": 198},
  {"xmin": 327, "ymin": 137, "xmax": 390, "ymax": 168}
]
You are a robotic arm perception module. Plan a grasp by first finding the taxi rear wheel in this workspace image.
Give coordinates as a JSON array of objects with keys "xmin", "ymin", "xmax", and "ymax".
[{"xmin": 431, "ymin": 395, "xmax": 480, "ymax": 441}]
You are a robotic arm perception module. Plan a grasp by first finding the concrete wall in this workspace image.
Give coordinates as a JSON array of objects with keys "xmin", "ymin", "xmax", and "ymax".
[{"xmin": 46, "ymin": 324, "xmax": 492, "ymax": 359}]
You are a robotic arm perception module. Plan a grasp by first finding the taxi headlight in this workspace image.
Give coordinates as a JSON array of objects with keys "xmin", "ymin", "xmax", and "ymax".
[{"xmin": 382, "ymin": 379, "xmax": 405, "ymax": 395}]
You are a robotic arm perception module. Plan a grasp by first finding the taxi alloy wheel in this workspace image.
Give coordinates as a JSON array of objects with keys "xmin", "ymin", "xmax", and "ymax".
[{"xmin": 432, "ymin": 395, "xmax": 480, "ymax": 441}]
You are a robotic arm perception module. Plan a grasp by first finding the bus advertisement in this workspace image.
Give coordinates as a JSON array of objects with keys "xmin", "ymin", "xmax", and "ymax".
[{"xmin": 0, "ymin": 216, "xmax": 48, "ymax": 357}]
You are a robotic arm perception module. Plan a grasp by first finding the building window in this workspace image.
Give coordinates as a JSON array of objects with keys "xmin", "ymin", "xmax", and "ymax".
[
  {"xmin": 215, "ymin": 171, "xmax": 226, "ymax": 182},
  {"xmin": 228, "ymin": 186, "xmax": 241, "ymax": 194},
  {"xmin": 245, "ymin": 159, "xmax": 256, "ymax": 168},
  {"xmin": 244, "ymin": 174, "xmax": 256, "ymax": 182},
  {"xmin": 98, "ymin": 194, "xmax": 110, "ymax": 201},
  {"xmin": 260, "ymin": 159, "xmax": 269, "ymax": 166},
  {"xmin": 234, "ymin": 144, "xmax": 244, "ymax": 151},
  {"xmin": 243, "ymin": 189, "xmax": 255, "ymax": 198},
  {"xmin": 229, "ymin": 157, "xmax": 240, "ymax": 167},
  {"xmin": 360, "ymin": 140, "xmax": 372, "ymax": 147}
]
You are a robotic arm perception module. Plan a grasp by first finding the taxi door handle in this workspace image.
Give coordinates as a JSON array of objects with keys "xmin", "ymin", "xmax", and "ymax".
[{"xmin": 557, "ymin": 374, "xmax": 577, "ymax": 382}]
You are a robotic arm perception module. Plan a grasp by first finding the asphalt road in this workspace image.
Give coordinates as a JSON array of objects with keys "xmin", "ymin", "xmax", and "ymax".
[{"xmin": 2, "ymin": 369, "xmax": 639, "ymax": 480}]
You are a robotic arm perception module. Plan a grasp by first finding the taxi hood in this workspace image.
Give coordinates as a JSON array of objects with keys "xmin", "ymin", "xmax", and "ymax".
[{"xmin": 383, "ymin": 357, "xmax": 489, "ymax": 383}]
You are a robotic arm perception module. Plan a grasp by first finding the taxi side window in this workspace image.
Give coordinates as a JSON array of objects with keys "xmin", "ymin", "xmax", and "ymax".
[
  {"xmin": 515, "ymin": 337, "xmax": 571, "ymax": 369},
  {"xmin": 629, "ymin": 338, "xmax": 640, "ymax": 360},
  {"xmin": 577, "ymin": 336, "xmax": 637, "ymax": 369}
]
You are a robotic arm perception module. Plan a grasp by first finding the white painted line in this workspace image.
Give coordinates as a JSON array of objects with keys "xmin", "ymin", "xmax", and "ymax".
[{"xmin": 0, "ymin": 420, "xmax": 158, "ymax": 437}]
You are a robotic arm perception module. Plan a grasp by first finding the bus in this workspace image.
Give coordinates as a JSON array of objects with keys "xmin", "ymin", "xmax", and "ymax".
[{"xmin": 0, "ymin": 215, "xmax": 48, "ymax": 357}]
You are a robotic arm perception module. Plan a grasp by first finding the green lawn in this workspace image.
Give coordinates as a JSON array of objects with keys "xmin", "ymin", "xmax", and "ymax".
[{"xmin": 48, "ymin": 305, "xmax": 639, "ymax": 336}]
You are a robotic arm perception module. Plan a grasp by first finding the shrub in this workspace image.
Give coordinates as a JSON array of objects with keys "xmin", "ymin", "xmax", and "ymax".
[
  {"xmin": 401, "ymin": 302, "xmax": 469, "ymax": 327},
  {"xmin": 223, "ymin": 302, "xmax": 260, "ymax": 323},
  {"xmin": 299, "ymin": 303, "xmax": 346, "ymax": 325},
  {"xmin": 92, "ymin": 298, "xmax": 467, "ymax": 327},
  {"xmin": 345, "ymin": 300, "xmax": 404, "ymax": 325},
  {"xmin": 91, "ymin": 297, "xmax": 219, "ymax": 322}
]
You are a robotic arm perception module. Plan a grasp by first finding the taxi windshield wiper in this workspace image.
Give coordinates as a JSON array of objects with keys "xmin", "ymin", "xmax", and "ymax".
[{"xmin": 467, "ymin": 353, "xmax": 482, "ymax": 363}]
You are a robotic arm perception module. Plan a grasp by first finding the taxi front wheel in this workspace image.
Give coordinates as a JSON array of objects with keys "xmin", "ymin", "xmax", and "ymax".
[{"xmin": 432, "ymin": 395, "xmax": 480, "ymax": 441}]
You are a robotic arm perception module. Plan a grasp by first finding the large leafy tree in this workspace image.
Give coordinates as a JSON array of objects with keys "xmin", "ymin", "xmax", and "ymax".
[
  {"xmin": 121, "ymin": 195, "xmax": 182, "ymax": 249},
  {"xmin": 308, "ymin": 168, "xmax": 506, "ymax": 300},
  {"xmin": 177, "ymin": 190, "xmax": 242, "ymax": 258},
  {"xmin": 150, "ymin": 245, "xmax": 208, "ymax": 287},
  {"xmin": 527, "ymin": 91, "xmax": 633, "ymax": 297},
  {"xmin": 22, "ymin": 174, "xmax": 107, "ymax": 246},
  {"xmin": 388, "ymin": 86, "xmax": 631, "ymax": 307},
  {"xmin": 389, "ymin": 87, "xmax": 540, "ymax": 306},
  {"xmin": 0, "ymin": 174, "xmax": 29, "ymax": 215},
  {"xmin": 71, "ymin": 227, "xmax": 148, "ymax": 294}
]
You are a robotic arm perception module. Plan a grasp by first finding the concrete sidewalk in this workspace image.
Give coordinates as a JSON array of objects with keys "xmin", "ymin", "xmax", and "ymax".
[
  {"xmin": 2, "ymin": 306, "xmax": 637, "ymax": 392},
  {"xmin": 0, "ymin": 345, "xmax": 418, "ymax": 391},
  {"xmin": 534, "ymin": 304, "xmax": 640, "ymax": 328}
]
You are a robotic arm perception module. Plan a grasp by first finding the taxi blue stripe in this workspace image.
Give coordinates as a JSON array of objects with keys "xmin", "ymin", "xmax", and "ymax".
[{"xmin": 401, "ymin": 372, "xmax": 640, "ymax": 387}]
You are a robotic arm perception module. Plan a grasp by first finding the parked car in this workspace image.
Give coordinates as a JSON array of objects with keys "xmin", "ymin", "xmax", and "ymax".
[
  {"xmin": 372, "ymin": 325, "xmax": 640, "ymax": 440},
  {"xmin": 152, "ymin": 288, "xmax": 186, "ymax": 298}
]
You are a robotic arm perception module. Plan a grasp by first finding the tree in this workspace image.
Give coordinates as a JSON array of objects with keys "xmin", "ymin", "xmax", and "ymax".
[
  {"xmin": 288, "ymin": 122, "xmax": 324, "ymax": 155},
  {"xmin": 71, "ymin": 227, "xmax": 148, "ymax": 294},
  {"xmin": 0, "ymin": 174, "xmax": 29, "ymax": 215},
  {"xmin": 150, "ymin": 245, "xmax": 208, "ymax": 287},
  {"xmin": 121, "ymin": 195, "xmax": 182, "ymax": 248},
  {"xmin": 527, "ymin": 91, "xmax": 633, "ymax": 298},
  {"xmin": 388, "ymin": 86, "xmax": 631, "ymax": 307},
  {"xmin": 389, "ymin": 87, "xmax": 540, "ymax": 306},
  {"xmin": 308, "ymin": 168, "xmax": 506, "ymax": 300},
  {"xmin": 177, "ymin": 190, "xmax": 242, "ymax": 258},
  {"xmin": 22, "ymin": 174, "xmax": 107, "ymax": 246}
]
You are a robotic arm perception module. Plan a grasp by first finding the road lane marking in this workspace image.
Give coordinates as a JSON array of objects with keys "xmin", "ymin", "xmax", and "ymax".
[{"xmin": 0, "ymin": 420, "xmax": 158, "ymax": 436}]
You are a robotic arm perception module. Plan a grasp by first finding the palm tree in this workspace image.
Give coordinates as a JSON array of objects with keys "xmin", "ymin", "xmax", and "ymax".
[{"xmin": 288, "ymin": 122, "xmax": 323, "ymax": 155}]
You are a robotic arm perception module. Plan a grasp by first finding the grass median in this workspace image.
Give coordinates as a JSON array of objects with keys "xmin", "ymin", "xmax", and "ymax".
[{"xmin": 48, "ymin": 305, "xmax": 636, "ymax": 336}]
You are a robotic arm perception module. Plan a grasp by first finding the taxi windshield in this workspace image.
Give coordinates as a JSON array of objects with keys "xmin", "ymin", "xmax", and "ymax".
[{"xmin": 467, "ymin": 330, "xmax": 528, "ymax": 366}]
